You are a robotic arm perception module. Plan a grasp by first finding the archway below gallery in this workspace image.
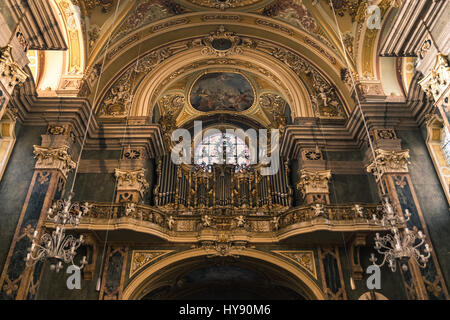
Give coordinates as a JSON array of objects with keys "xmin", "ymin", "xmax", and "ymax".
[{"xmin": 122, "ymin": 249, "xmax": 325, "ymax": 300}]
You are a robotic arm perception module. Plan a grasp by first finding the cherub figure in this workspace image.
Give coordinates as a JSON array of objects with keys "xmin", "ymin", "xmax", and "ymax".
[
  {"xmin": 353, "ymin": 204, "xmax": 365, "ymax": 219},
  {"xmin": 202, "ymin": 215, "xmax": 212, "ymax": 227},
  {"xmin": 125, "ymin": 203, "xmax": 136, "ymax": 216},
  {"xmin": 235, "ymin": 215, "xmax": 245, "ymax": 228},
  {"xmin": 312, "ymin": 203, "xmax": 325, "ymax": 218},
  {"xmin": 167, "ymin": 216, "xmax": 175, "ymax": 230},
  {"xmin": 271, "ymin": 216, "xmax": 280, "ymax": 230}
]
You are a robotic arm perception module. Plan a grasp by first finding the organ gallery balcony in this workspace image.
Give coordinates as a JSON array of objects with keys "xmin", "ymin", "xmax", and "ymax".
[{"xmin": 44, "ymin": 202, "xmax": 385, "ymax": 243}]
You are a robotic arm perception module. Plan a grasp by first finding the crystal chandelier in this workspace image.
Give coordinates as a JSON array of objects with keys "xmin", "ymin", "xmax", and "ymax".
[
  {"xmin": 369, "ymin": 195, "xmax": 432, "ymax": 272},
  {"xmin": 26, "ymin": 192, "xmax": 91, "ymax": 272}
]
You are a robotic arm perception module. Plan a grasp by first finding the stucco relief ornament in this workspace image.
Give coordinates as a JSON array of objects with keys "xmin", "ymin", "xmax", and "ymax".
[
  {"xmin": 235, "ymin": 215, "xmax": 246, "ymax": 228},
  {"xmin": 271, "ymin": 216, "xmax": 280, "ymax": 230},
  {"xmin": 312, "ymin": 203, "xmax": 325, "ymax": 218},
  {"xmin": 201, "ymin": 238, "xmax": 249, "ymax": 258},
  {"xmin": 419, "ymin": 53, "xmax": 450, "ymax": 103},
  {"xmin": 125, "ymin": 203, "xmax": 137, "ymax": 216},
  {"xmin": 158, "ymin": 94, "xmax": 185, "ymax": 148},
  {"xmin": 5, "ymin": 105, "xmax": 20, "ymax": 121},
  {"xmin": 167, "ymin": 215, "xmax": 175, "ymax": 230},
  {"xmin": 0, "ymin": 45, "xmax": 28, "ymax": 88},
  {"xmin": 189, "ymin": 0, "xmax": 259, "ymax": 10},
  {"xmin": 201, "ymin": 25, "xmax": 247, "ymax": 57},
  {"xmin": 353, "ymin": 204, "xmax": 365, "ymax": 219},
  {"xmin": 202, "ymin": 214, "xmax": 212, "ymax": 228},
  {"xmin": 98, "ymin": 69, "xmax": 134, "ymax": 117},
  {"xmin": 311, "ymin": 73, "xmax": 344, "ymax": 118},
  {"xmin": 259, "ymin": 93, "xmax": 288, "ymax": 132}
]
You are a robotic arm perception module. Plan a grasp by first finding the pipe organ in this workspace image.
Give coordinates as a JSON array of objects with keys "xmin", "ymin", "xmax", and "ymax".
[{"xmin": 154, "ymin": 155, "xmax": 293, "ymax": 212}]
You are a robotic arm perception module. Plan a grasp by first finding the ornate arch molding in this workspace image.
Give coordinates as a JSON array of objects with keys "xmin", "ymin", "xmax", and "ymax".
[
  {"xmin": 91, "ymin": 11, "xmax": 345, "ymax": 75},
  {"xmin": 122, "ymin": 248, "xmax": 325, "ymax": 300},
  {"xmin": 132, "ymin": 51, "xmax": 311, "ymax": 121},
  {"xmin": 35, "ymin": 0, "xmax": 86, "ymax": 94},
  {"xmin": 354, "ymin": 1, "xmax": 402, "ymax": 96},
  {"xmin": 94, "ymin": 32, "xmax": 351, "ymax": 121}
]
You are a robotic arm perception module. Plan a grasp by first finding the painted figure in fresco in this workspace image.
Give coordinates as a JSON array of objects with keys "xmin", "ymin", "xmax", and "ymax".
[{"xmin": 190, "ymin": 72, "xmax": 254, "ymax": 112}]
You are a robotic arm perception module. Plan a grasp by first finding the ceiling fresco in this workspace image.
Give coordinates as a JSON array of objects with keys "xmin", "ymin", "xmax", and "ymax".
[{"xmin": 189, "ymin": 72, "xmax": 255, "ymax": 112}]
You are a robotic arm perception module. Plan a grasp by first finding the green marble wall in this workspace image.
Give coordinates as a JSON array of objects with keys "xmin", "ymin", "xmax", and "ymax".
[
  {"xmin": 0, "ymin": 125, "xmax": 46, "ymax": 273},
  {"xmin": 397, "ymin": 129, "xmax": 450, "ymax": 292},
  {"xmin": 37, "ymin": 247, "xmax": 106, "ymax": 300},
  {"xmin": 72, "ymin": 173, "xmax": 116, "ymax": 203},
  {"xmin": 329, "ymin": 174, "xmax": 380, "ymax": 204}
]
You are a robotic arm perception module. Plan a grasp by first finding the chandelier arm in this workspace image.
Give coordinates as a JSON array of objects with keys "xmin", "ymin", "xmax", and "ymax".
[
  {"xmin": 374, "ymin": 252, "xmax": 388, "ymax": 268},
  {"xmin": 412, "ymin": 238, "xmax": 425, "ymax": 250},
  {"xmin": 375, "ymin": 240, "xmax": 393, "ymax": 251}
]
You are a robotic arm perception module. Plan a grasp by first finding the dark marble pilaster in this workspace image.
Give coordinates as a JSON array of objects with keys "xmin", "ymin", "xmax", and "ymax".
[
  {"xmin": 0, "ymin": 124, "xmax": 76, "ymax": 300},
  {"xmin": 99, "ymin": 246, "xmax": 129, "ymax": 300},
  {"xmin": 317, "ymin": 246, "xmax": 347, "ymax": 300},
  {"xmin": 367, "ymin": 145, "xmax": 449, "ymax": 300}
]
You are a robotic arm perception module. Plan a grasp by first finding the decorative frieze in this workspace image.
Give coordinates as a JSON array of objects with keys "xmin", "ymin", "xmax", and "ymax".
[
  {"xmin": 188, "ymin": 0, "xmax": 260, "ymax": 10},
  {"xmin": 33, "ymin": 145, "xmax": 76, "ymax": 178},
  {"xmin": 366, "ymin": 149, "xmax": 410, "ymax": 179}
]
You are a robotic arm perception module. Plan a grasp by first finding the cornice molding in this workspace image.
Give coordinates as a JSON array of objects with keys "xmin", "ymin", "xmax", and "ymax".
[
  {"xmin": 5, "ymin": 0, "xmax": 67, "ymax": 50},
  {"xmin": 379, "ymin": 0, "xmax": 447, "ymax": 57}
]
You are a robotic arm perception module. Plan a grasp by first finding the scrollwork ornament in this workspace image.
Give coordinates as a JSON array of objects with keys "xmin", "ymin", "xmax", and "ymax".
[
  {"xmin": 259, "ymin": 93, "xmax": 288, "ymax": 132},
  {"xmin": 201, "ymin": 25, "xmax": 247, "ymax": 57}
]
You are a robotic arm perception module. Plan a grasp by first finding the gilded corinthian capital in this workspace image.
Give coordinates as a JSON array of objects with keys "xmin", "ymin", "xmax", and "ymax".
[
  {"xmin": 33, "ymin": 145, "xmax": 77, "ymax": 178},
  {"xmin": 115, "ymin": 168, "xmax": 150, "ymax": 195},
  {"xmin": 366, "ymin": 149, "xmax": 410, "ymax": 178},
  {"xmin": 297, "ymin": 169, "xmax": 332, "ymax": 196}
]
